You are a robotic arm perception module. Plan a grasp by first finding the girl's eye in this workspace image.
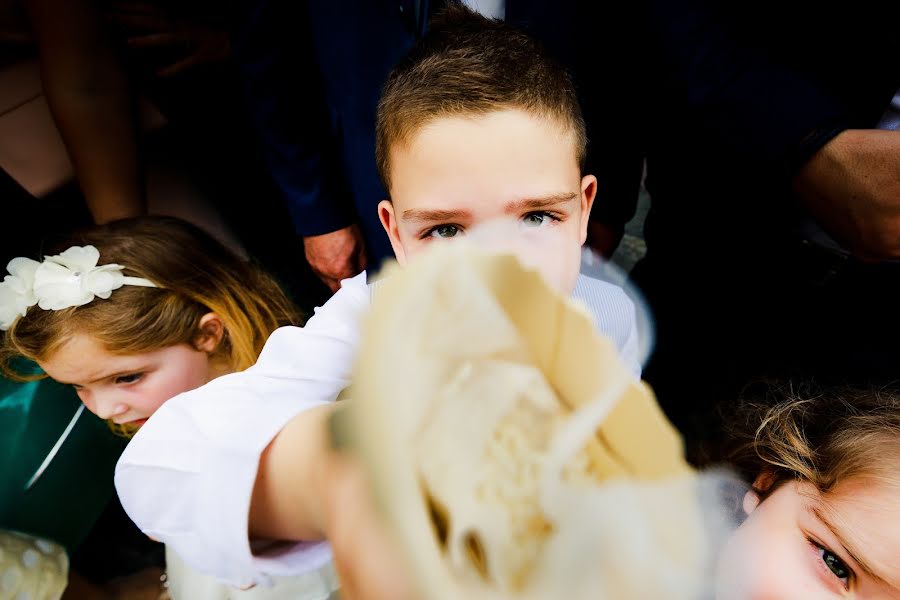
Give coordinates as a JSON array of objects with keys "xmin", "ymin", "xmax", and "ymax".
[
  {"xmin": 522, "ymin": 211, "xmax": 559, "ymax": 228},
  {"xmin": 815, "ymin": 543, "xmax": 851, "ymax": 586},
  {"xmin": 427, "ymin": 225, "xmax": 461, "ymax": 239},
  {"xmin": 115, "ymin": 373, "xmax": 143, "ymax": 385}
]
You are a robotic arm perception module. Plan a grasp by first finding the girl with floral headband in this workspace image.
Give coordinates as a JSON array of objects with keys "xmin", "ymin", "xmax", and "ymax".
[
  {"xmin": 0, "ymin": 216, "xmax": 340, "ymax": 598},
  {"xmin": 1, "ymin": 216, "xmax": 297, "ymax": 432}
]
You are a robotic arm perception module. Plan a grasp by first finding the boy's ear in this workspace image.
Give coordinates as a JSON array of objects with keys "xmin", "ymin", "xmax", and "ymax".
[
  {"xmin": 378, "ymin": 199, "xmax": 408, "ymax": 265},
  {"xmin": 194, "ymin": 313, "xmax": 226, "ymax": 354},
  {"xmin": 579, "ymin": 174, "xmax": 598, "ymax": 245}
]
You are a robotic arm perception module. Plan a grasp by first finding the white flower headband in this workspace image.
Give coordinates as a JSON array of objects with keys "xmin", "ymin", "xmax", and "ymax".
[{"xmin": 0, "ymin": 245, "xmax": 157, "ymax": 331}]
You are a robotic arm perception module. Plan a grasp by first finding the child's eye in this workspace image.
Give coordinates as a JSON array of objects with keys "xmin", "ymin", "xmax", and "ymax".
[
  {"xmin": 821, "ymin": 548, "xmax": 850, "ymax": 580},
  {"xmin": 813, "ymin": 541, "xmax": 852, "ymax": 587},
  {"xmin": 425, "ymin": 224, "xmax": 462, "ymax": 239},
  {"xmin": 521, "ymin": 211, "xmax": 559, "ymax": 228},
  {"xmin": 115, "ymin": 373, "xmax": 143, "ymax": 385}
]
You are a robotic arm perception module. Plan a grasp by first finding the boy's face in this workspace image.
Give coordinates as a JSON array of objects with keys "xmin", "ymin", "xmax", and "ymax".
[
  {"xmin": 378, "ymin": 109, "xmax": 595, "ymax": 294},
  {"xmin": 716, "ymin": 478, "xmax": 900, "ymax": 599}
]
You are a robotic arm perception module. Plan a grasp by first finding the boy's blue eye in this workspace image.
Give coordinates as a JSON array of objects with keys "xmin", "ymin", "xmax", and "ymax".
[
  {"xmin": 115, "ymin": 373, "xmax": 143, "ymax": 385},
  {"xmin": 522, "ymin": 212, "xmax": 557, "ymax": 227},
  {"xmin": 429, "ymin": 225, "xmax": 461, "ymax": 239}
]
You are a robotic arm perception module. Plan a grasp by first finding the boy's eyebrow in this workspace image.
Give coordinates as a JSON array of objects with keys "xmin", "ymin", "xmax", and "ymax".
[
  {"xmin": 505, "ymin": 192, "xmax": 579, "ymax": 212},
  {"xmin": 401, "ymin": 192, "xmax": 578, "ymax": 223},
  {"xmin": 810, "ymin": 505, "xmax": 890, "ymax": 586},
  {"xmin": 402, "ymin": 208, "xmax": 472, "ymax": 223}
]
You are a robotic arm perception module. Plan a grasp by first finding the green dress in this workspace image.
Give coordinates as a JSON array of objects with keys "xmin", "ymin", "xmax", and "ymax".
[{"xmin": 0, "ymin": 363, "xmax": 127, "ymax": 552}]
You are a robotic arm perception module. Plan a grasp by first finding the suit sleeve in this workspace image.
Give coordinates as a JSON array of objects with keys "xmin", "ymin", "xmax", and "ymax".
[
  {"xmin": 230, "ymin": 0, "xmax": 356, "ymax": 237},
  {"xmin": 644, "ymin": 0, "xmax": 857, "ymax": 173}
]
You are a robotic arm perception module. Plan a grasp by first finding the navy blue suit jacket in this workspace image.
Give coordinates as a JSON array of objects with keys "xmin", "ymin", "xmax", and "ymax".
[{"xmin": 579, "ymin": 0, "xmax": 900, "ymax": 254}]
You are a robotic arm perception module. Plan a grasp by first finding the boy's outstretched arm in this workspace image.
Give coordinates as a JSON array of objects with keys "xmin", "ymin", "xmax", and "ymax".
[
  {"xmin": 249, "ymin": 404, "xmax": 336, "ymax": 541},
  {"xmin": 115, "ymin": 274, "xmax": 370, "ymax": 588},
  {"xmin": 250, "ymin": 405, "xmax": 416, "ymax": 600}
]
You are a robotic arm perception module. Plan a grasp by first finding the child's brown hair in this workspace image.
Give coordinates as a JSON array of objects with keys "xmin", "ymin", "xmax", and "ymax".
[
  {"xmin": 1, "ymin": 216, "xmax": 300, "ymax": 376},
  {"xmin": 375, "ymin": 2, "xmax": 587, "ymax": 192},
  {"xmin": 725, "ymin": 381, "xmax": 900, "ymax": 497}
]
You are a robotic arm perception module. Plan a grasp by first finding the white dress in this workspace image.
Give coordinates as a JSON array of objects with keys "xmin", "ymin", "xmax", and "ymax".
[{"xmin": 115, "ymin": 271, "xmax": 638, "ymax": 591}]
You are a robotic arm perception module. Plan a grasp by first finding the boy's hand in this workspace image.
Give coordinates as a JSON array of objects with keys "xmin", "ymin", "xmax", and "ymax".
[
  {"xmin": 323, "ymin": 453, "xmax": 417, "ymax": 600},
  {"xmin": 304, "ymin": 225, "xmax": 368, "ymax": 293}
]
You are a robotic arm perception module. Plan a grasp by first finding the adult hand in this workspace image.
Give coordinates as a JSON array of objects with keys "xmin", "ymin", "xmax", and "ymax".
[
  {"xmin": 304, "ymin": 225, "xmax": 368, "ymax": 292},
  {"xmin": 794, "ymin": 129, "xmax": 900, "ymax": 261},
  {"xmin": 323, "ymin": 455, "xmax": 417, "ymax": 600}
]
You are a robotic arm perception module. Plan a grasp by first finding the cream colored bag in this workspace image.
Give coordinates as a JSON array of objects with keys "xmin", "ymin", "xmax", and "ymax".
[{"xmin": 350, "ymin": 244, "xmax": 726, "ymax": 600}]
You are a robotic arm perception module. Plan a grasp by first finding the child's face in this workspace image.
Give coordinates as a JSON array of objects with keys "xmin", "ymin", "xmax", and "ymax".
[
  {"xmin": 38, "ymin": 333, "xmax": 213, "ymax": 426},
  {"xmin": 379, "ymin": 109, "xmax": 595, "ymax": 294},
  {"xmin": 716, "ymin": 478, "xmax": 900, "ymax": 599}
]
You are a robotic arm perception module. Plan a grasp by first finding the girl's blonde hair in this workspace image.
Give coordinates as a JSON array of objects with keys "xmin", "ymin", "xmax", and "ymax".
[
  {"xmin": 1, "ymin": 216, "xmax": 301, "ymax": 376},
  {"xmin": 725, "ymin": 381, "xmax": 900, "ymax": 497}
]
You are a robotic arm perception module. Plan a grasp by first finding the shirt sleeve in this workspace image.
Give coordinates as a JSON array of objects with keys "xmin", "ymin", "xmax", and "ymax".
[
  {"xmin": 618, "ymin": 301, "xmax": 642, "ymax": 379},
  {"xmin": 114, "ymin": 272, "xmax": 370, "ymax": 587}
]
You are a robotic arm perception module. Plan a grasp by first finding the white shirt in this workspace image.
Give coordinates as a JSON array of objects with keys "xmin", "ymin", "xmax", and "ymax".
[
  {"xmin": 115, "ymin": 271, "xmax": 639, "ymax": 588},
  {"xmin": 460, "ymin": 0, "xmax": 506, "ymax": 20}
]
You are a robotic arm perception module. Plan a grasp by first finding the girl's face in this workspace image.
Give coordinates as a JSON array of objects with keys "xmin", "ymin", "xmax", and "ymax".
[
  {"xmin": 38, "ymin": 333, "xmax": 214, "ymax": 427},
  {"xmin": 716, "ymin": 477, "xmax": 900, "ymax": 599}
]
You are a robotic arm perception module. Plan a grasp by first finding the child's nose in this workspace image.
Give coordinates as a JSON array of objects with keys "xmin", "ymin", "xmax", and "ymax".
[
  {"xmin": 468, "ymin": 222, "xmax": 537, "ymax": 258},
  {"xmin": 94, "ymin": 397, "xmax": 129, "ymax": 420}
]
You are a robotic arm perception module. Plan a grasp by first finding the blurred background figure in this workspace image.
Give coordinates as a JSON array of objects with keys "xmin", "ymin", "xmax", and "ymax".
[{"xmin": 579, "ymin": 0, "xmax": 900, "ymax": 460}]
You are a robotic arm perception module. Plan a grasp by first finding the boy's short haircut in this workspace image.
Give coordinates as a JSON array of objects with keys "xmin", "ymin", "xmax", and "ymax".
[{"xmin": 375, "ymin": 2, "xmax": 588, "ymax": 191}]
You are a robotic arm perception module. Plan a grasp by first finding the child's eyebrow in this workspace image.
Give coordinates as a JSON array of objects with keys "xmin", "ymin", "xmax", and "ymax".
[
  {"xmin": 810, "ymin": 505, "xmax": 890, "ymax": 586},
  {"xmin": 504, "ymin": 192, "xmax": 579, "ymax": 212},
  {"xmin": 402, "ymin": 208, "xmax": 472, "ymax": 223},
  {"xmin": 81, "ymin": 368, "xmax": 142, "ymax": 385}
]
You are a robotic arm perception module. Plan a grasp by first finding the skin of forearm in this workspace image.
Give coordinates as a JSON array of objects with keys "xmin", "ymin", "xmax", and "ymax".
[
  {"xmin": 795, "ymin": 129, "xmax": 900, "ymax": 259},
  {"xmin": 249, "ymin": 404, "xmax": 340, "ymax": 542}
]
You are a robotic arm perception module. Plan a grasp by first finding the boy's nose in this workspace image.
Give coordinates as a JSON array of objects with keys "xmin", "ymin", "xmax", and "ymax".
[
  {"xmin": 467, "ymin": 219, "xmax": 519, "ymax": 251},
  {"xmin": 467, "ymin": 220, "xmax": 545, "ymax": 260}
]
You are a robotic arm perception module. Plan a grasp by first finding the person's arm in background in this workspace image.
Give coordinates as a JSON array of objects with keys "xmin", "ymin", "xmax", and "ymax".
[
  {"xmin": 24, "ymin": 0, "xmax": 145, "ymax": 224},
  {"xmin": 642, "ymin": 0, "xmax": 900, "ymax": 260},
  {"xmin": 231, "ymin": 0, "xmax": 366, "ymax": 292},
  {"xmin": 794, "ymin": 129, "xmax": 900, "ymax": 260}
]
